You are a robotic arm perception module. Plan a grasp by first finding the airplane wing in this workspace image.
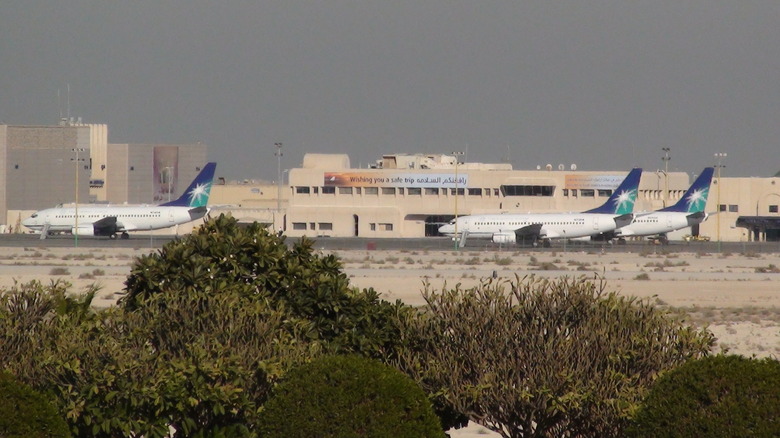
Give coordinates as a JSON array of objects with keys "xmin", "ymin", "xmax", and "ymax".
[
  {"xmin": 514, "ymin": 223, "xmax": 544, "ymax": 243},
  {"xmin": 93, "ymin": 216, "xmax": 123, "ymax": 234},
  {"xmin": 188, "ymin": 206, "xmax": 209, "ymax": 220},
  {"xmin": 687, "ymin": 211, "xmax": 707, "ymax": 220},
  {"xmin": 613, "ymin": 213, "xmax": 634, "ymax": 228}
]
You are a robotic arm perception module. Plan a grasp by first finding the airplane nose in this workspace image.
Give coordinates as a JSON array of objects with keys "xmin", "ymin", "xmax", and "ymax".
[{"xmin": 438, "ymin": 224, "xmax": 454, "ymax": 235}]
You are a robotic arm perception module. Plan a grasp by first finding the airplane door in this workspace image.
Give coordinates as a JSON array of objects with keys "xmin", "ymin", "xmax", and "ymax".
[
  {"xmin": 592, "ymin": 217, "xmax": 600, "ymax": 230},
  {"xmin": 169, "ymin": 210, "xmax": 175, "ymax": 223}
]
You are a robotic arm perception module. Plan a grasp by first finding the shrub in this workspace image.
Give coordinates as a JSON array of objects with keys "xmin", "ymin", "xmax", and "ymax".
[
  {"xmin": 0, "ymin": 372, "xmax": 70, "ymax": 437},
  {"xmin": 122, "ymin": 214, "xmax": 409, "ymax": 360},
  {"xmin": 398, "ymin": 275, "xmax": 714, "ymax": 437},
  {"xmin": 629, "ymin": 355, "xmax": 780, "ymax": 437},
  {"xmin": 258, "ymin": 355, "xmax": 445, "ymax": 437},
  {"xmin": 49, "ymin": 267, "xmax": 70, "ymax": 276}
]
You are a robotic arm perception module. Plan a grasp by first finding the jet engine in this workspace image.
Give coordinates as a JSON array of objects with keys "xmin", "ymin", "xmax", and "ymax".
[
  {"xmin": 71, "ymin": 226, "xmax": 96, "ymax": 236},
  {"xmin": 492, "ymin": 233, "xmax": 517, "ymax": 244}
]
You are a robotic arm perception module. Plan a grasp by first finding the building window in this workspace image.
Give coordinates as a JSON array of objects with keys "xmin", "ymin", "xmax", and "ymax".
[
  {"xmin": 468, "ymin": 188, "xmax": 481, "ymax": 196},
  {"xmin": 770, "ymin": 205, "xmax": 778, "ymax": 213},
  {"xmin": 580, "ymin": 189, "xmax": 595, "ymax": 197},
  {"xmin": 425, "ymin": 188, "xmax": 439, "ymax": 195},
  {"xmin": 365, "ymin": 187, "xmax": 378, "ymax": 195},
  {"xmin": 292, "ymin": 222, "xmax": 306, "ymax": 230},
  {"xmin": 719, "ymin": 204, "xmax": 727, "ymax": 212},
  {"xmin": 450, "ymin": 188, "xmax": 465, "ymax": 195},
  {"xmin": 322, "ymin": 186, "xmax": 335, "ymax": 194},
  {"xmin": 598, "ymin": 189, "xmax": 612, "ymax": 197},
  {"xmin": 356, "ymin": 187, "xmax": 362, "ymax": 194},
  {"xmin": 382, "ymin": 187, "xmax": 396, "ymax": 195},
  {"xmin": 493, "ymin": 188, "xmax": 500, "ymax": 196},
  {"xmin": 729, "ymin": 205, "xmax": 738, "ymax": 213},
  {"xmin": 339, "ymin": 187, "xmax": 353, "ymax": 194},
  {"xmin": 318, "ymin": 222, "xmax": 333, "ymax": 231},
  {"xmin": 398, "ymin": 188, "xmax": 404, "ymax": 195},
  {"xmin": 370, "ymin": 223, "xmax": 376, "ymax": 231},
  {"xmin": 309, "ymin": 222, "xmax": 316, "ymax": 229},
  {"xmin": 295, "ymin": 186, "xmax": 310, "ymax": 194},
  {"xmin": 313, "ymin": 187, "xmax": 319, "ymax": 194},
  {"xmin": 408, "ymin": 187, "xmax": 421, "ymax": 195},
  {"xmin": 563, "ymin": 189, "xmax": 569, "ymax": 196},
  {"xmin": 500, "ymin": 185, "xmax": 554, "ymax": 197},
  {"xmin": 381, "ymin": 223, "xmax": 393, "ymax": 231}
]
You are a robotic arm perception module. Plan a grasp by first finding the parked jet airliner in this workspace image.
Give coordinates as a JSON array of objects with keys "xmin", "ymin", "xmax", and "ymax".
[
  {"xmin": 438, "ymin": 168, "xmax": 642, "ymax": 247},
  {"xmin": 608, "ymin": 167, "xmax": 714, "ymax": 244},
  {"xmin": 22, "ymin": 162, "xmax": 217, "ymax": 239}
]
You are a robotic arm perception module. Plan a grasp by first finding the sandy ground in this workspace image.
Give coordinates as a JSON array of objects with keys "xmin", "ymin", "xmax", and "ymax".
[{"xmin": 0, "ymin": 245, "xmax": 778, "ymax": 437}]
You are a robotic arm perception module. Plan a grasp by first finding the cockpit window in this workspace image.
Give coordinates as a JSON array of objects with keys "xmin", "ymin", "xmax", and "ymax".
[{"xmin": 30, "ymin": 213, "xmax": 37, "ymax": 218}]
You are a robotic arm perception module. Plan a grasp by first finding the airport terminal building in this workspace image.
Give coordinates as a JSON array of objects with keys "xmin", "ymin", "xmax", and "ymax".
[
  {"xmin": 277, "ymin": 153, "xmax": 780, "ymax": 242},
  {"xmin": 281, "ymin": 153, "xmax": 695, "ymax": 239}
]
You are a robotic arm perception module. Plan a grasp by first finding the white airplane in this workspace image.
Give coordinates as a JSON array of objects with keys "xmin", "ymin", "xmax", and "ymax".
[
  {"xmin": 606, "ymin": 167, "xmax": 714, "ymax": 244},
  {"xmin": 22, "ymin": 162, "xmax": 217, "ymax": 239},
  {"xmin": 438, "ymin": 168, "xmax": 643, "ymax": 247}
]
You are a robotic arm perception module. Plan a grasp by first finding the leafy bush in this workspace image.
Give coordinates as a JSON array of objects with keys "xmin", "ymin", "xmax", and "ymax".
[
  {"xmin": 629, "ymin": 355, "xmax": 780, "ymax": 437},
  {"xmin": 122, "ymin": 214, "xmax": 409, "ymax": 359},
  {"xmin": 0, "ymin": 371, "xmax": 70, "ymax": 437},
  {"xmin": 258, "ymin": 355, "xmax": 445, "ymax": 437},
  {"xmin": 0, "ymin": 277, "xmax": 310, "ymax": 437},
  {"xmin": 397, "ymin": 275, "xmax": 714, "ymax": 437}
]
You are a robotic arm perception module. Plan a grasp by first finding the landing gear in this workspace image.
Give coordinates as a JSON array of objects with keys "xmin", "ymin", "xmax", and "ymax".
[
  {"xmin": 121, "ymin": 232, "xmax": 130, "ymax": 240},
  {"xmin": 542, "ymin": 239, "xmax": 551, "ymax": 248},
  {"xmin": 109, "ymin": 233, "xmax": 117, "ymax": 240}
]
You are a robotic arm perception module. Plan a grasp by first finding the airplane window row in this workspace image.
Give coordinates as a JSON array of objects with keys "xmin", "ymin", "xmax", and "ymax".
[
  {"xmin": 475, "ymin": 220, "xmax": 584, "ymax": 226},
  {"xmin": 55, "ymin": 213, "xmax": 162, "ymax": 219}
]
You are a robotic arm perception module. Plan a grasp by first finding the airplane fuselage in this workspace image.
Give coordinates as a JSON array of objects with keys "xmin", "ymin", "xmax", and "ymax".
[
  {"xmin": 22, "ymin": 205, "xmax": 205, "ymax": 236},
  {"xmin": 439, "ymin": 213, "xmax": 621, "ymax": 241},
  {"xmin": 615, "ymin": 211, "xmax": 708, "ymax": 238}
]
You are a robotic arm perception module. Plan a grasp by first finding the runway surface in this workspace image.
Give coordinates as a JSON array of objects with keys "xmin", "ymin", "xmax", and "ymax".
[{"xmin": 1, "ymin": 233, "xmax": 778, "ymax": 254}]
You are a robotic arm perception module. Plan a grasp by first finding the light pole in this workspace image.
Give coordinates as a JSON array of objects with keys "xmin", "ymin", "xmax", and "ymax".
[
  {"xmin": 452, "ymin": 151, "xmax": 464, "ymax": 250},
  {"xmin": 275, "ymin": 142, "xmax": 283, "ymax": 231},
  {"xmin": 662, "ymin": 147, "xmax": 671, "ymax": 207},
  {"xmin": 72, "ymin": 148, "xmax": 85, "ymax": 247},
  {"xmin": 714, "ymin": 152, "xmax": 727, "ymax": 249}
]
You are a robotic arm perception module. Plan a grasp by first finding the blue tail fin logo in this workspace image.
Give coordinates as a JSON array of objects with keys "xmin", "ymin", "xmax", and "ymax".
[
  {"xmin": 161, "ymin": 162, "xmax": 217, "ymax": 207},
  {"xmin": 584, "ymin": 168, "xmax": 642, "ymax": 215},
  {"xmin": 661, "ymin": 167, "xmax": 713, "ymax": 213}
]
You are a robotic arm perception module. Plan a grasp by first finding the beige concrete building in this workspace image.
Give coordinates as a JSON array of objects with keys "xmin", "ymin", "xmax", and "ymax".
[
  {"xmin": 711, "ymin": 173, "xmax": 780, "ymax": 242},
  {"xmin": 0, "ymin": 123, "xmax": 93, "ymax": 231},
  {"xmin": 101, "ymin": 143, "xmax": 207, "ymax": 205},
  {"xmin": 278, "ymin": 153, "xmax": 699, "ymax": 239},
  {"xmin": 2, "ymin": 122, "xmax": 208, "ymax": 232},
  {"xmin": 211, "ymin": 152, "xmax": 770, "ymax": 243}
]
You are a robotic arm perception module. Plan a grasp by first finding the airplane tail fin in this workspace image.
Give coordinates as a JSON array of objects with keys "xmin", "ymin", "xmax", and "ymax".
[
  {"xmin": 660, "ymin": 167, "xmax": 714, "ymax": 213},
  {"xmin": 584, "ymin": 168, "xmax": 642, "ymax": 215},
  {"xmin": 161, "ymin": 162, "xmax": 217, "ymax": 207}
]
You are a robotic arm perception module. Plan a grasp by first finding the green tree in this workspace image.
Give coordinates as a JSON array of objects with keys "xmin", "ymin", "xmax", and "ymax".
[
  {"xmin": 122, "ymin": 214, "xmax": 408, "ymax": 359},
  {"xmin": 258, "ymin": 355, "xmax": 445, "ymax": 438},
  {"xmin": 629, "ymin": 355, "xmax": 780, "ymax": 437},
  {"xmin": 0, "ymin": 371, "xmax": 70, "ymax": 438},
  {"xmin": 396, "ymin": 275, "xmax": 715, "ymax": 438}
]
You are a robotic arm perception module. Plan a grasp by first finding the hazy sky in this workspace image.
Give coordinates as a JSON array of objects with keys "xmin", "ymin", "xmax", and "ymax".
[{"xmin": 2, "ymin": 1, "xmax": 779, "ymax": 180}]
